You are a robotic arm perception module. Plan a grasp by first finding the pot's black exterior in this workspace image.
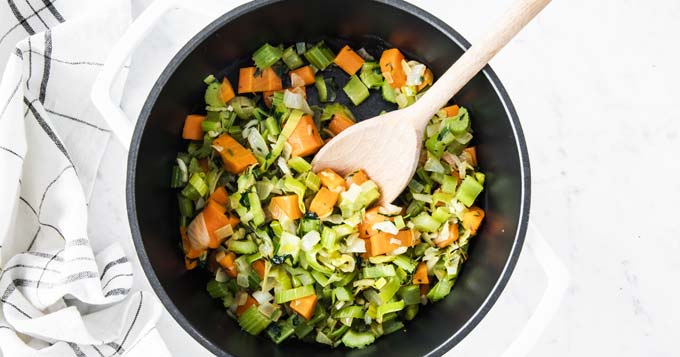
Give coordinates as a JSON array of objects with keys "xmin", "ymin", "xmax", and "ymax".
[{"xmin": 127, "ymin": 1, "xmax": 531, "ymax": 356}]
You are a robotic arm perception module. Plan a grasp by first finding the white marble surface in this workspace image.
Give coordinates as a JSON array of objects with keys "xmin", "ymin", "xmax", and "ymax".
[{"xmin": 88, "ymin": 0, "xmax": 680, "ymax": 355}]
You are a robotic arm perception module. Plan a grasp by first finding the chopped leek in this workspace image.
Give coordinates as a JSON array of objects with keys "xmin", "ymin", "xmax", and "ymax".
[
  {"xmin": 304, "ymin": 42, "xmax": 335, "ymax": 70},
  {"xmin": 275, "ymin": 285, "xmax": 315, "ymax": 304},
  {"xmin": 343, "ymin": 75, "xmax": 370, "ymax": 106},
  {"xmin": 281, "ymin": 46, "xmax": 304, "ymax": 70},
  {"xmin": 238, "ymin": 305, "xmax": 272, "ymax": 335}
]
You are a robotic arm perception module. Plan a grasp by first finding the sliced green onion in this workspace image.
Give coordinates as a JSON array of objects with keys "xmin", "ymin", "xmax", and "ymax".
[
  {"xmin": 253, "ymin": 43, "xmax": 284, "ymax": 70},
  {"xmin": 304, "ymin": 42, "xmax": 335, "ymax": 70},
  {"xmin": 455, "ymin": 175, "xmax": 484, "ymax": 207},
  {"xmin": 343, "ymin": 75, "xmax": 370, "ymax": 106},
  {"xmin": 275, "ymin": 285, "xmax": 315, "ymax": 304},
  {"xmin": 238, "ymin": 305, "xmax": 272, "ymax": 335},
  {"xmin": 282, "ymin": 46, "xmax": 304, "ymax": 70}
]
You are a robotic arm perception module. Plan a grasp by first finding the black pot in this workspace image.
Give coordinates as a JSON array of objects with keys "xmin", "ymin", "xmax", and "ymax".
[{"xmin": 127, "ymin": 0, "xmax": 531, "ymax": 356}]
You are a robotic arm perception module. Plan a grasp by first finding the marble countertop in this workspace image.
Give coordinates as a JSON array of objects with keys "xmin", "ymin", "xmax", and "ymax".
[{"xmin": 88, "ymin": 0, "xmax": 680, "ymax": 355}]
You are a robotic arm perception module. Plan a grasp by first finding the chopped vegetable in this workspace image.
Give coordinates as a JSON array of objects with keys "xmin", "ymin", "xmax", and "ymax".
[
  {"xmin": 213, "ymin": 134, "xmax": 258, "ymax": 174},
  {"xmin": 269, "ymin": 194, "xmax": 303, "ymax": 220},
  {"xmin": 379, "ymin": 48, "xmax": 406, "ymax": 88},
  {"xmin": 290, "ymin": 66, "xmax": 315, "ymax": 86},
  {"xmin": 287, "ymin": 114, "xmax": 324, "ymax": 157},
  {"xmin": 343, "ymin": 75, "xmax": 370, "ymax": 106},
  {"xmin": 174, "ymin": 41, "xmax": 486, "ymax": 349},
  {"xmin": 334, "ymin": 45, "xmax": 365, "ymax": 75},
  {"xmin": 327, "ymin": 112, "xmax": 355, "ymax": 136},
  {"xmin": 182, "ymin": 115, "xmax": 205, "ymax": 140},
  {"xmin": 238, "ymin": 67, "xmax": 283, "ymax": 93}
]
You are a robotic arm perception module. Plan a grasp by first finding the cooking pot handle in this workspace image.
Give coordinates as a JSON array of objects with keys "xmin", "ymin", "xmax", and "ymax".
[
  {"xmin": 91, "ymin": 0, "xmax": 212, "ymax": 151},
  {"xmin": 501, "ymin": 223, "xmax": 569, "ymax": 357}
]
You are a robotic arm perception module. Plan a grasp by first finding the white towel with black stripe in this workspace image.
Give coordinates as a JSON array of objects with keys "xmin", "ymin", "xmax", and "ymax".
[{"xmin": 0, "ymin": 0, "xmax": 168, "ymax": 356}]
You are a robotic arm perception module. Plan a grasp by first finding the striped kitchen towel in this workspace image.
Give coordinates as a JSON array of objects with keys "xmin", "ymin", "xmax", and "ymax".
[{"xmin": 0, "ymin": 0, "xmax": 168, "ymax": 356}]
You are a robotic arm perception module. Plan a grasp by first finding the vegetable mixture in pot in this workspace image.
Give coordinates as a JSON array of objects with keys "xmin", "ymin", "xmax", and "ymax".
[{"xmin": 170, "ymin": 41, "xmax": 485, "ymax": 349}]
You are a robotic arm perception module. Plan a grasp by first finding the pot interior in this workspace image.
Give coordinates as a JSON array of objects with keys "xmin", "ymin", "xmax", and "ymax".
[{"xmin": 130, "ymin": 0, "xmax": 528, "ymax": 356}]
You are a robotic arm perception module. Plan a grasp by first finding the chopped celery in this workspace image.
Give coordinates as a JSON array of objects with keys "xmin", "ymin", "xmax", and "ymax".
[
  {"xmin": 304, "ymin": 42, "xmax": 335, "ymax": 70},
  {"xmin": 304, "ymin": 171, "xmax": 321, "ymax": 191},
  {"xmin": 266, "ymin": 321, "xmax": 295, "ymax": 344},
  {"xmin": 382, "ymin": 319, "xmax": 404, "ymax": 335},
  {"xmin": 441, "ymin": 175, "xmax": 458, "ymax": 194},
  {"xmin": 320, "ymin": 102, "xmax": 355, "ymax": 121},
  {"xmin": 238, "ymin": 305, "xmax": 272, "ymax": 335},
  {"xmin": 275, "ymin": 285, "xmax": 315, "ymax": 304},
  {"xmin": 282, "ymin": 46, "xmax": 304, "ymax": 70},
  {"xmin": 278, "ymin": 232, "xmax": 301, "ymax": 262},
  {"xmin": 203, "ymin": 74, "xmax": 216, "ymax": 84},
  {"xmin": 264, "ymin": 116, "xmax": 280, "ymax": 136},
  {"xmin": 359, "ymin": 62, "xmax": 383, "ymax": 89},
  {"xmin": 398, "ymin": 285, "xmax": 421, "ymax": 305},
  {"xmin": 299, "ymin": 213, "xmax": 321, "ymax": 234},
  {"xmin": 206, "ymin": 280, "xmax": 230, "ymax": 298},
  {"xmin": 253, "ymin": 43, "xmax": 283, "ymax": 70},
  {"xmin": 231, "ymin": 96, "xmax": 256, "ymax": 119},
  {"xmin": 263, "ymin": 110, "xmax": 304, "ymax": 170},
  {"xmin": 315, "ymin": 75, "xmax": 337, "ymax": 103},
  {"xmin": 342, "ymin": 330, "xmax": 375, "ymax": 349},
  {"xmin": 343, "ymin": 75, "xmax": 370, "ymax": 106},
  {"xmin": 455, "ymin": 176, "xmax": 484, "ymax": 207},
  {"xmin": 177, "ymin": 195, "xmax": 193, "ymax": 217},
  {"xmin": 170, "ymin": 166, "xmax": 183, "ymax": 188},
  {"xmin": 404, "ymin": 304, "xmax": 419, "ymax": 321},
  {"xmin": 412, "ymin": 212, "xmax": 441, "ymax": 232},
  {"xmin": 334, "ymin": 286, "xmax": 352, "ymax": 301},
  {"xmin": 427, "ymin": 278, "xmax": 455, "ymax": 302},
  {"xmin": 376, "ymin": 300, "xmax": 405, "ymax": 321},
  {"xmin": 320, "ymin": 226, "xmax": 337, "ymax": 250},
  {"xmin": 247, "ymin": 190, "xmax": 265, "ymax": 227},
  {"xmin": 392, "ymin": 255, "xmax": 417, "ymax": 273},
  {"xmin": 381, "ymin": 81, "xmax": 397, "ymax": 103},
  {"xmin": 205, "ymin": 82, "xmax": 225, "ymax": 108},
  {"xmin": 287, "ymin": 157, "xmax": 312, "ymax": 173},
  {"xmin": 377, "ymin": 277, "xmax": 400, "ymax": 304},
  {"xmin": 363, "ymin": 264, "xmax": 396, "ymax": 279},
  {"xmin": 334, "ymin": 305, "xmax": 364, "ymax": 319},
  {"xmin": 228, "ymin": 239, "xmax": 258, "ymax": 255},
  {"xmin": 181, "ymin": 173, "xmax": 208, "ymax": 200}
]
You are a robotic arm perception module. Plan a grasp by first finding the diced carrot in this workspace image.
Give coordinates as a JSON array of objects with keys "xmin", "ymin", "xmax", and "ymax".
[
  {"xmin": 417, "ymin": 68, "xmax": 433, "ymax": 91},
  {"xmin": 413, "ymin": 262, "xmax": 429, "ymax": 284},
  {"xmin": 210, "ymin": 187, "xmax": 230, "ymax": 207},
  {"xmin": 359, "ymin": 207, "xmax": 390, "ymax": 238},
  {"xmin": 184, "ymin": 256, "xmax": 197, "ymax": 270},
  {"xmin": 309, "ymin": 187, "xmax": 339, "ymax": 218},
  {"xmin": 180, "ymin": 226, "xmax": 203, "ymax": 259},
  {"xmin": 443, "ymin": 105, "xmax": 459, "ymax": 117},
  {"xmin": 263, "ymin": 90, "xmax": 280, "ymax": 108},
  {"xmin": 203, "ymin": 200, "xmax": 229, "ymax": 248},
  {"xmin": 182, "ymin": 114, "xmax": 205, "ymax": 140},
  {"xmin": 464, "ymin": 147, "xmax": 477, "ymax": 167},
  {"xmin": 379, "ymin": 48, "xmax": 406, "ymax": 88},
  {"xmin": 220, "ymin": 77, "xmax": 236, "ymax": 103},
  {"xmin": 345, "ymin": 169, "xmax": 369, "ymax": 188},
  {"xmin": 251, "ymin": 260, "xmax": 266, "ymax": 279},
  {"xmin": 328, "ymin": 112, "xmax": 355, "ymax": 136},
  {"xmin": 419, "ymin": 283, "xmax": 430, "ymax": 296},
  {"xmin": 269, "ymin": 195, "xmax": 303, "ymax": 220},
  {"xmin": 290, "ymin": 66, "xmax": 315, "ymax": 86},
  {"xmin": 213, "ymin": 134, "xmax": 258, "ymax": 174},
  {"xmin": 318, "ymin": 168, "xmax": 346, "ymax": 193},
  {"xmin": 462, "ymin": 206, "xmax": 485, "ymax": 236},
  {"xmin": 287, "ymin": 114, "xmax": 324, "ymax": 157},
  {"xmin": 290, "ymin": 294, "xmax": 317, "ymax": 320},
  {"xmin": 198, "ymin": 158, "xmax": 210, "ymax": 173},
  {"xmin": 436, "ymin": 223, "xmax": 459, "ymax": 248},
  {"xmin": 236, "ymin": 296, "xmax": 258, "ymax": 317},
  {"xmin": 367, "ymin": 229, "xmax": 415, "ymax": 257},
  {"xmin": 238, "ymin": 67, "xmax": 283, "ymax": 93},
  {"xmin": 334, "ymin": 45, "xmax": 365, "ymax": 75},
  {"xmin": 217, "ymin": 250, "xmax": 238, "ymax": 277}
]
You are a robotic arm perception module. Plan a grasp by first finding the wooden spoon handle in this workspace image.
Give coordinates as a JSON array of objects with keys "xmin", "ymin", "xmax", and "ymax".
[{"xmin": 409, "ymin": 0, "xmax": 551, "ymax": 128}]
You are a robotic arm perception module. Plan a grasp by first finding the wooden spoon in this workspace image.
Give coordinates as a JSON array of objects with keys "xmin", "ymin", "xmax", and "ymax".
[{"xmin": 311, "ymin": 0, "xmax": 550, "ymax": 203}]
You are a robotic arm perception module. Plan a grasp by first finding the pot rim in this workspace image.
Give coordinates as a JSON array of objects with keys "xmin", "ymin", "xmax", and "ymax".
[{"xmin": 126, "ymin": 0, "xmax": 532, "ymax": 355}]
